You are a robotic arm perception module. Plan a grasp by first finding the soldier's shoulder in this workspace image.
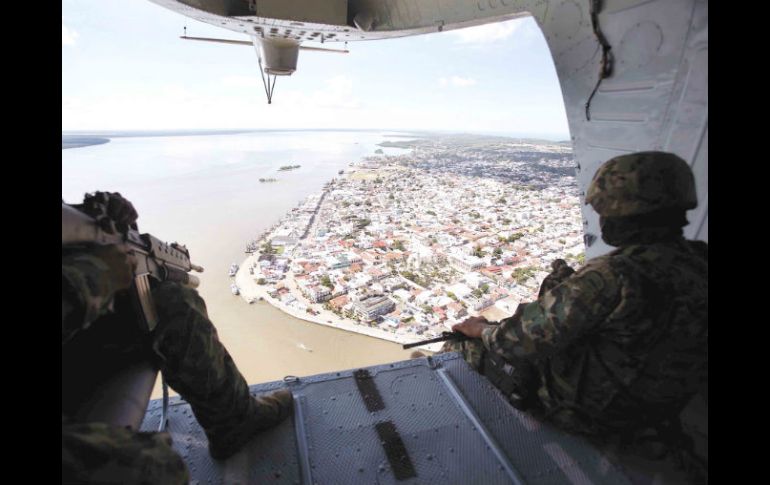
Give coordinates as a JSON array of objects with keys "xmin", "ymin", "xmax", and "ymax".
[
  {"xmin": 62, "ymin": 251, "xmax": 111, "ymax": 278},
  {"xmin": 577, "ymin": 253, "xmax": 616, "ymax": 273},
  {"xmin": 686, "ymin": 239, "xmax": 708, "ymax": 260},
  {"xmin": 569, "ymin": 254, "xmax": 622, "ymax": 290}
]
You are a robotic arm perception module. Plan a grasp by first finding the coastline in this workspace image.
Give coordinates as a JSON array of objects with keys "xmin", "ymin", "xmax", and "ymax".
[
  {"xmin": 235, "ymin": 253, "xmax": 442, "ymax": 353},
  {"xmin": 62, "ymin": 135, "xmax": 111, "ymax": 149}
]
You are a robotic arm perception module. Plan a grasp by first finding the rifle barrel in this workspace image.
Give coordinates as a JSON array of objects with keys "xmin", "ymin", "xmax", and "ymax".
[{"xmin": 402, "ymin": 332, "xmax": 467, "ymax": 350}]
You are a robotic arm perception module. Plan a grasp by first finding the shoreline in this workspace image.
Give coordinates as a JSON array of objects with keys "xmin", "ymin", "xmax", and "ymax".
[
  {"xmin": 61, "ymin": 136, "xmax": 111, "ymax": 149},
  {"xmin": 235, "ymin": 253, "xmax": 442, "ymax": 353}
]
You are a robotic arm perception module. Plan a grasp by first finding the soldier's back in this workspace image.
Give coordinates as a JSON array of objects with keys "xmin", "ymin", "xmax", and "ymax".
[{"xmin": 540, "ymin": 238, "xmax": 708, "ymax": 437}]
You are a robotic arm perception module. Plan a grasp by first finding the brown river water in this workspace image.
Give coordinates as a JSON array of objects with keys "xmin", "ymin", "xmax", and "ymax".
[{"xmin": 62, "ymin": 131, "xmax": 417, "ymax": 399}]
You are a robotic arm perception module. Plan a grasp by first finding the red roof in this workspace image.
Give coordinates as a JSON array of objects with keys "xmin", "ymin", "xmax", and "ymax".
[{"xmin": 329, "ymin": 295, "xmax": 349, "ymax": 308}]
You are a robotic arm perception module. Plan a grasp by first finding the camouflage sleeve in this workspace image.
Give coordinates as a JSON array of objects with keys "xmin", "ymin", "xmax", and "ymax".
[
  {"xmin": 481, "ymin": 259, "xmax": 620, "ymax": 360},
  {"xmin": 62, "ymin": 253, "xmax": 122, "ymax": 343}
]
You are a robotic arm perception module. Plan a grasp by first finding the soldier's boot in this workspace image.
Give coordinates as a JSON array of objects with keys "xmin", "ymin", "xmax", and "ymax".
[
  {"xmin": 150, "ymin": 281, "xmax": 294, "ymax": 461},
  {"xmin": 206, "ymin": 389, "xmax": 294, "ymax": 460}
]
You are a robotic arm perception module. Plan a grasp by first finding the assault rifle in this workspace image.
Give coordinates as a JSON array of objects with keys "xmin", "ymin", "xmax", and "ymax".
[
  {"xmin": 402, "ymin": 331, "xmax": 470, "ymax": 350},
  {"xmin": 62, "ymin": 200, "xmax": 204, "ymax": 332}
]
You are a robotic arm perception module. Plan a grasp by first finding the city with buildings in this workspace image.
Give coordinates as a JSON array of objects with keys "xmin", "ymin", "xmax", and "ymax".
[{"xmin": 235, "ymin": 135, "xmax": 586, "ymax": 348}]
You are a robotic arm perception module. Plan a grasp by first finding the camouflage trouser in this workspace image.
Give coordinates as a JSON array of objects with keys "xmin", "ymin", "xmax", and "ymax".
[
  {"xmin": 440, "ymin": 338, "xmax": 541, "ymax": 410},
  {"xmin": 151, "ymin": 281, "xmax": 258, "ymax": 438},
  {"xmin": 63, "ymin": 281, "xmax": 257, "ymax": 483},
  {"xmin": 62, "ymin": 422, "xmax": 189, "ymax": 485}
]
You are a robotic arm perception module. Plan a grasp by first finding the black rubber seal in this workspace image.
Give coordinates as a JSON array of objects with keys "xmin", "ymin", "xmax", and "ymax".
[
  {"xmin": 353, "ymin": 369, "xmax": 385, "ymax": 412},
  {"xmin": 375, "ymin": 421, "xmax": 417, "ymax": 481}
]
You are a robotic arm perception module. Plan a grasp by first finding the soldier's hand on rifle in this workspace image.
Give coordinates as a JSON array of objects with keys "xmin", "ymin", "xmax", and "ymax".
[
  {"xmin": 80, "ymin": 191, "xmax": 139, "ymax": 235},
  {"xmin": 452, "ymin": 316, "xmax": 492, "ymax": 339},
  {"xmin": 105, "ymin": 192, "xmax": 138, "ymax": 231}
]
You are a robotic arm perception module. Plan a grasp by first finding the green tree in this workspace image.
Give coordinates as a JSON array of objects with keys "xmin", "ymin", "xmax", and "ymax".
[
  {"xmin": 320, "ymin": 275, "xmax": 334, "ymax": 289},
  {"xmin": 262, "ymin": 240, "xmax": 275, "ymax": 254},
  {"xmin": 513, "ymin": 267, "xmax": 536, "ymax": 284},
  {"xmin": 473, "ymin": 246, "xmax": 486, "ymax": 258}
]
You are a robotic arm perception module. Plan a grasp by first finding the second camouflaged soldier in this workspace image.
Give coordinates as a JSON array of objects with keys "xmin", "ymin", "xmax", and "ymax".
[
  {"xmin": 62, "ymin": 193, "xmax": 293, "ymax": 483},
  {"xmin": 444, "ymin": 151, "xmax": 708, "ymax": 479}
]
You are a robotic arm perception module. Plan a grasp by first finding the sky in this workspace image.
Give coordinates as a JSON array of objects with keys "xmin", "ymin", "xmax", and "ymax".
[{"xmin": 62, "ymin": 1, "xmax": 570, "ymax": 139}]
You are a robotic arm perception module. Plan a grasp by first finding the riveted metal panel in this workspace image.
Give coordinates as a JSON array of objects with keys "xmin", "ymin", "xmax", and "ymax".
[
  {"xmin": 142, "ymin": 353, "xmax": 637, "ymax": 484},
  {"xmin": 538, "ymin": 0, "xmax": 708, "ymax": 256}
]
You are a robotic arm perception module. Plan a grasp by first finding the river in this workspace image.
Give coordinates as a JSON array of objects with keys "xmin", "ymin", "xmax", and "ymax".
[{"xmin": 62, "ymin": 130, "xmax": 418, "ymax": 398}]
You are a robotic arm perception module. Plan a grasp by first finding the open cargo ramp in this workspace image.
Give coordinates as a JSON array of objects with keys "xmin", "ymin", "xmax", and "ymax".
[{"xmin": 142, "ymin": 352, "xmax": 637, "ymax": 484}]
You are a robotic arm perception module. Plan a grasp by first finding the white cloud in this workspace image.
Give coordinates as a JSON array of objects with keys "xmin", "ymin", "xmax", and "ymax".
[
  {"xmin": 449, "ymin": 18, "xmax": 525, "ymax": 44},
  {"xmin": 325, "ymin": 75, "xmax": 353, "ymax": 93},
  {"xmin": 62, "ymin": 23, "xmax": 79, "ymax": 46},
  {"xmin": 304, "ymin": 75, "xmax": 359, "ymax": 109},
  {"xmin": 439, "ymin": 76, "xmax": 477, "ymax": 88},
  {"xmin": 220, "ymin": 74, "xmax": 359, "ymax": 108},
  {"xmin": 221, "ymin": 76, "xmax": 262, "ymax": 88},
  {"xmin": 63, "ymin": 74, "xmax": 367, "ymax": 130}
]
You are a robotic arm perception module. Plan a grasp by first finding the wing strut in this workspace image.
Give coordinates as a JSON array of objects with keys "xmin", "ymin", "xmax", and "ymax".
[{"xmin": 258, "ymin": 57, "xmax": 278, "ymax": 104}]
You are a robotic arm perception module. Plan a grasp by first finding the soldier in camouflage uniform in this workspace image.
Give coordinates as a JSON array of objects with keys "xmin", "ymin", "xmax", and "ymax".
[
  {"xmin": 443, "ymin": 151, "xmax": 707, "ymax": 481},
  {"xmin": 62, "ymin": 192, "xmax": 293, "ymax": 483}
]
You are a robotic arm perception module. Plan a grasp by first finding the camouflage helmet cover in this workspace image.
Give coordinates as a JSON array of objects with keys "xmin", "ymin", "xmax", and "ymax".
[{"xmin": 585, "ymin": 151, "xmax": 697, "ymax": 217}]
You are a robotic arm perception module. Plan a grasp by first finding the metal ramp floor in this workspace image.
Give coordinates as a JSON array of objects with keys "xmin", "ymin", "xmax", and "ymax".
[{"xmin": 141, "ymin": 352, "xmax": 634, "ymax": 484}]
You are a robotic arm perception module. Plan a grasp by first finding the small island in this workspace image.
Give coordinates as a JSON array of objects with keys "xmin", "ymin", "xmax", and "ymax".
[
  {"xmin": 259, "ymin": 178, "xmax": 278, "ymax": 183},
  {"xmin": 278, "ymin": 164, "xmax": 301, "ymax": 171},
  {"xmin": 374, "ymin": 149, "xmax": 384, "ymax": 154}
]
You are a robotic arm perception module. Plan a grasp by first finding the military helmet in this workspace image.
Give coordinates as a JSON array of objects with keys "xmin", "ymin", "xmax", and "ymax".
[{"xmin": 585, "ymin": 151, "xmax": 697, "ymax": 217}]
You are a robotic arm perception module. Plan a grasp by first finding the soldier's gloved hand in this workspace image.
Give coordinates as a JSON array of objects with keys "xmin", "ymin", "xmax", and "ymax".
[
  {"xmin": 105, "ymin": 192, "xmax": 138, "ymax": 232},
  {"xmin": 80, "ymin": 191, "xmax": 139, "ymax": 235},
  {"xmin": 452, "ymin": 316, "xmax": 491, "ymax": 339}
]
